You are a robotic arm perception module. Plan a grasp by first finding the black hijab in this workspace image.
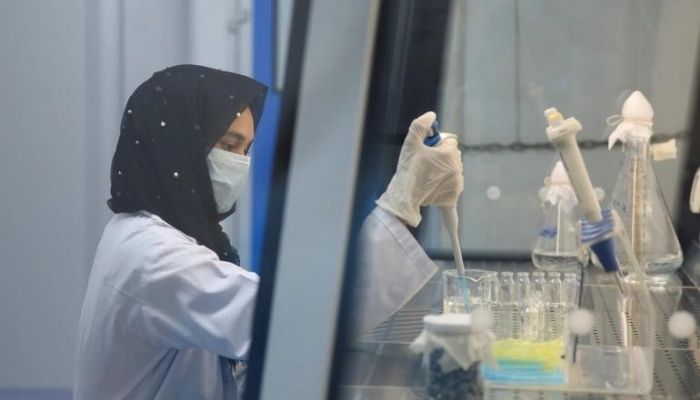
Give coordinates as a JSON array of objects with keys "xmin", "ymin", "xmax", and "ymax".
[{"xmin": 108, "ymin": 65, "xmax": 268, "ymax": 265}]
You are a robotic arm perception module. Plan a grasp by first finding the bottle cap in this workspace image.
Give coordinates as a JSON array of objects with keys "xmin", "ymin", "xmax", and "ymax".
[
  {"xmin": 621, "ymin": 90, "xmax": 654, "ymax": 122},
  {"xmin": 423, "ymin": 314, "xmax": 471, "ymax": 335},
  {"xmin": 608, "ymin": 91, "xmax": 654, "ymax": 149},
  {"xmin": 549, "ymin": 161, "xmax": 571, "ymax": 186},
  {"xmin": 651, "ymin": 139, "xmax": 677, "ymax": 161}
]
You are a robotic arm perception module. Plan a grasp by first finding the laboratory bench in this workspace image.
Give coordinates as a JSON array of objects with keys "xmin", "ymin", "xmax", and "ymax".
[{"xmin": 338, "ymin": 261, "xmax": 700, "ymax": 399}]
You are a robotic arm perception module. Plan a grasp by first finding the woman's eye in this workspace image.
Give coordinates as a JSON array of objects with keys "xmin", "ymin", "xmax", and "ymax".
[{"xmin": 224, "ymin": 144, "xmax": 235, "ymax": 152}]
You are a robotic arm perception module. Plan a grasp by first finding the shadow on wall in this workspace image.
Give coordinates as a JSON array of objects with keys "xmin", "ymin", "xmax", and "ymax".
[{"xmin": 0, "ymin": 389, "xmax": 71, "ymax": 400}]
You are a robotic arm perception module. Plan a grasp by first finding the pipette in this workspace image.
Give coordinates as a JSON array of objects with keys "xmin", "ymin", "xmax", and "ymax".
[
  {"xmin": 441, "ymin": 206, "xmax": 466, "ymax": 274},
  {"xmin": 425, "ymin": 121, "xmax": 466, "ymax": 275},
  {"xmin": 544, "ymin": 109, "xmax": 617, "ymax": 269},
  {"xmin": 544, "ymin": 108, "xmax": 627, "ymax": 295}
]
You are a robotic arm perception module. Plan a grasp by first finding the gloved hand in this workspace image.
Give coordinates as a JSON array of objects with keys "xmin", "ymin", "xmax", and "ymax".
[{"xmin": 376, "ymin": 111, "xmax": 464, "ymax": 227}]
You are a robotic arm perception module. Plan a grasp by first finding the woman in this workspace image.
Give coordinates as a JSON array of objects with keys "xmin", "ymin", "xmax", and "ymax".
[{"xmin": 74, "ymin": 65, "xmax": 463, "ymax": 399}]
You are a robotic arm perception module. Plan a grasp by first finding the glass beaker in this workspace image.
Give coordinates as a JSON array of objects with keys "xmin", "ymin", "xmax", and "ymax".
[
  {"xmin": 442, "ymin": 269, "xmax": 496, "ymax": 312},
  {"xmin": 610, "ymin": 136, "xmax": 683, "ymax": 278}
]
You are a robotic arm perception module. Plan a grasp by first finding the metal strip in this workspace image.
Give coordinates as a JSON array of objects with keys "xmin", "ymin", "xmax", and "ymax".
[{"xmin": 259, "ymin": 1, "xmax": 380, "ymax": 398}]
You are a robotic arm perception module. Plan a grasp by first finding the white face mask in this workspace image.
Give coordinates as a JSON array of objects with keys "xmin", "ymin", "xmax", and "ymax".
[{"xmin": 207, "ymin": 147, "xmax": 250, "ymax": 214}]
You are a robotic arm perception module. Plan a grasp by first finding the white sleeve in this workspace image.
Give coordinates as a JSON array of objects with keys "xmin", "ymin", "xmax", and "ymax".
[
  {"xmin": 130, "ymin": 241, "xmax": 259, "ymax": 360},
  {"xmin": 349, "ymin": 206, "xmax": 439, "ymax": 338}
]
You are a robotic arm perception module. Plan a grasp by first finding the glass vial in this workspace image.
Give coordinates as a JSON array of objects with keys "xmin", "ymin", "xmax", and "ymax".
[
  {"xmin": 547, "ymin": 272, "xmax": 563, "ymax": 306},
  {"xmin": 521, "ymin": 291, "xmax": 545, "ymax": 342},
  {"xmin": 531, "ymin": 271, "xmax": 549, "ymax": 303},
  {"xmin": 562, "ymin": 272, "xmax": 579, "ymax": 308},
  {"xmin": 499, "ymin": 272, "xmax": 515, "ymax": 305},
  {"xmin": 515, "ymin": 272, "xmax": 531, "ymax": 306}
]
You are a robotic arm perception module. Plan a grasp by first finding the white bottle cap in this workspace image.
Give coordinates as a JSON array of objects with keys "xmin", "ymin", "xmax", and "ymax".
[
  {"xmin": 549, "ymin": 161, "xmax": 571, "ymax": 186},
  {"xmin": 608, "ymin": 90, "xmax": 654, "ymax": 149},
  {"xmin": 651, "ymin": 139, "xmax": 678, "ymax": 161},
  {"xmin": 621, "ymin": 90, "xmax": 654, "ymax": 122},
  {"xmin": 423, "ymin": 314, "xmax": 471, "ymax": 335}
]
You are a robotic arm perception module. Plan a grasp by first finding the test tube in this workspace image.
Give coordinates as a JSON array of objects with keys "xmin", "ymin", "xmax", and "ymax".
[
  {"xmin": 499, "ymin": 272, "xmax": 515, "ymax": 305},
  {"xmin": 547, "ymin": 272, "xmax": 563, "ymax": 305},
  {"xmin": 562, "ymin": 272, "xmax": 579, "ymax": 308}
]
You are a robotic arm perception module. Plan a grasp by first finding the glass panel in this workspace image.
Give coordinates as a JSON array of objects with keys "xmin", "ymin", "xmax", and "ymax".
[
  {"xmin": 335, "ymin": 0, "xmax": 700, "ymax": 398},
  {"xmin": 426, "ymin": 0, "xmax": 700, "ymax": 254}
]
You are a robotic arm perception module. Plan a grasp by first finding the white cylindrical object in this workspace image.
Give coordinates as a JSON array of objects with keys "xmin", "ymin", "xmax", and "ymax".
[
  {"xmin": 545, "ymin": 109, "xmax": 602, "ymax": 223},
  {"xmin": 551, "ymin": 135, "xmax": 601, "ymax": 222},
  {"xmin": 441, "ymin": 206, "xmax": 465, "ymax": 274}
]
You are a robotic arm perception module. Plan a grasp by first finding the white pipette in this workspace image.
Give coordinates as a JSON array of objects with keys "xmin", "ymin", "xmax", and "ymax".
[
  {"xmin": 441, "ymin": 206, "xmax": 465, "ymax": 274},
  {"xmin": 424, "ymin": 120, "xmax": 466, "ymax": 274}
]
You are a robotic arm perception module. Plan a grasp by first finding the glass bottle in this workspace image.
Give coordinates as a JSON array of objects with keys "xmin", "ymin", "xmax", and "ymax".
[
  {"xmin": 611, "ymin": 136, "xmax": 683, "ymax": 278},
  {"xmin": 499, "ymin": 272, "xmax": 515, "ymax": 305},
  {"xmin": 489, "ymin": 274, "xmax": 501, "ymax": 310},
  {"xmin": 547, "ymin": 272, "xmax": 563, "ymax": 305},
  {"xmin": 532, "ymin": 162, "xmax": 590, "ymax": 272},
  {"xmin": 562, "ymin": 272, "xmax": 579, "ymax": 309},
  {"xmin": 421, "ymin": 314, "xmax": 486, "ymax": 399},
  {"xmin": 515, "ymin": 272, "xmax": 531, "ymax": 306},
  {"xmin": 531, "ymin": 271, "xmax": 549, "ymax": 303},
  {"xmin": 521, "ymin": 291, "xmax": 545, "ymax": 342}
]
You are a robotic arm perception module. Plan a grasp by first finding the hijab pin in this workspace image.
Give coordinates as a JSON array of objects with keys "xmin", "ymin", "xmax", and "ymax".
[
  {"xmin": 236, "ymin": 112, "xmax": 241, "ymax": 118},
  {"xmin": 160, "ymin": 121, "xmax": 166, "ymax": 127}
]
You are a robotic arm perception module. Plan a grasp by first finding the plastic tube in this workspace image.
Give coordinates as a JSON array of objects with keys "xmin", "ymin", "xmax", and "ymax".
[
  {"xmin": 544, "ymin": 108, "xmax": 601, "ymax": 223},
  {"xmin": 441, "ymin": 206, "xmax": 465, "ymax": 275}
]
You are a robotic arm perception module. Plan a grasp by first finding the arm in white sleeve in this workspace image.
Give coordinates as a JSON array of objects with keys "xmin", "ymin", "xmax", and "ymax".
[
  {"xmin": 126, "ymin": 241, "xmax": 259, "ymax": 360},
  {"xmin": 349, "ymin": 206, "xmax": 439, "ymax": 338}
]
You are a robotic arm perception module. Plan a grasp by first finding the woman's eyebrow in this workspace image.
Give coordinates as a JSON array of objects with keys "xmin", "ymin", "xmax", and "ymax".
[{"xmin": 223, "ymin": 131, "xmax": 246, "ymax": 143}]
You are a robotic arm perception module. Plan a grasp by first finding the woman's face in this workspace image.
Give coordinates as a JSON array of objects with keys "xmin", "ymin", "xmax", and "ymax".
[{"xmin": 212, "ymin": 107, "xmax": 255, "ymax": 155}]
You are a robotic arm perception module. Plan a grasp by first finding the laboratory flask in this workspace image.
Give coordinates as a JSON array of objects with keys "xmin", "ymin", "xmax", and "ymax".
[
  {"xmin": 608, "ymin": 91, "xmax": 682, "ymax": 278},
  {"xmin": 532, "ymin": 161, "xmax": 589, "ymax": 272}
]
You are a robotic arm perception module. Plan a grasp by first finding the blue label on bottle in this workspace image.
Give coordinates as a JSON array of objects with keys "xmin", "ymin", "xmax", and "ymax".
[{"xmin": 539, "ymin": 227, "xmax": 558, "ymax": 238}]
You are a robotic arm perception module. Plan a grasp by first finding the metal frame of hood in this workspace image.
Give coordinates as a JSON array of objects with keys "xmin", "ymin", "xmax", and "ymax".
[{"xmin": 257, "ymin": 1, "xmax": 380, "ymax": 399}]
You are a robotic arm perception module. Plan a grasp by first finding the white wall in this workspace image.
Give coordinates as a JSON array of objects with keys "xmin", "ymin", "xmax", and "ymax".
[
  {"xmin": 434, "ymin": 0, "xmax": 700, "ymax": 253},
  {"xmin": 0, "ymin": 0, "xmax": 89, "ymax": 389},
  {"xmin": 0, "ymin": 0, "xmax": 254, "ymax": 390}
]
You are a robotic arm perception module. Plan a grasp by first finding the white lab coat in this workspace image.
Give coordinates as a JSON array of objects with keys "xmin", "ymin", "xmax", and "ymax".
[{"xmin": 73, "ymin": 207, "xmax": 438, "ymax": 399}]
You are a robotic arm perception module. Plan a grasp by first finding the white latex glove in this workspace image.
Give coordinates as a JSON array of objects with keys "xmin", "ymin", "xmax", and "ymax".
[{"xmin": 376, "ymin": 111, "xmax": 464, "ymax": 227}]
